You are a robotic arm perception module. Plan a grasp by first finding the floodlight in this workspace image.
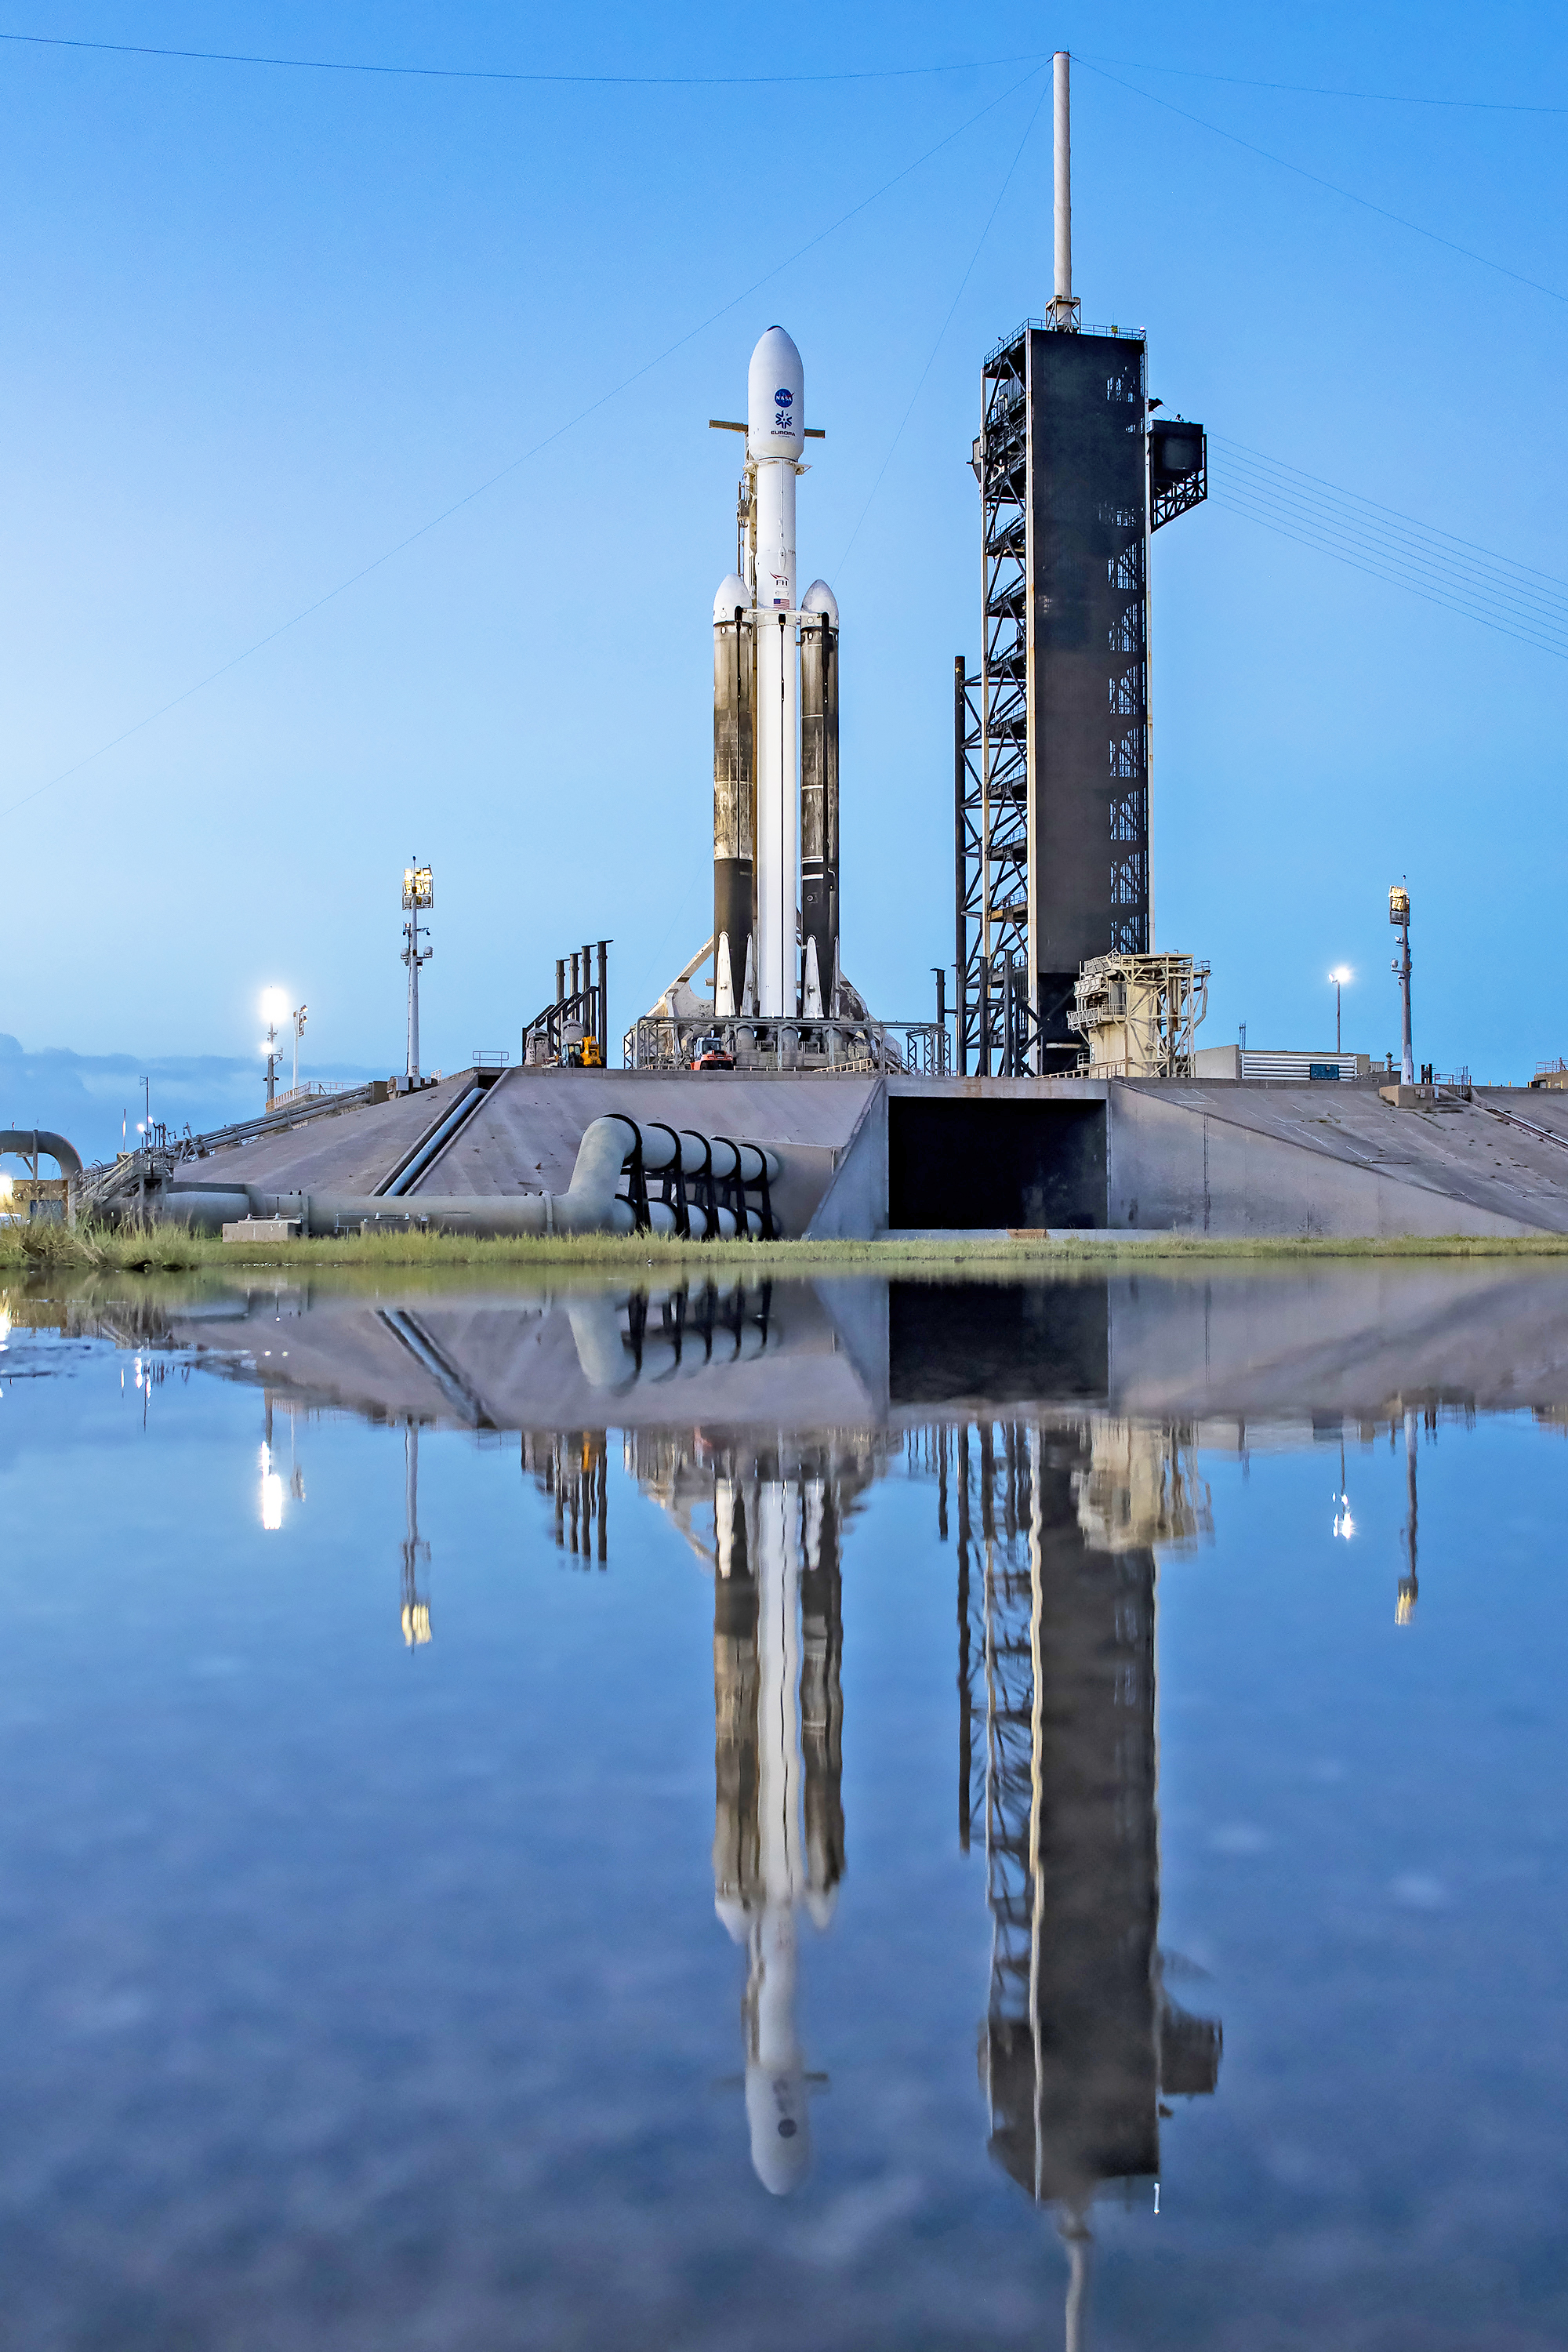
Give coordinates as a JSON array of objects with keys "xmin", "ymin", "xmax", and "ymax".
[
  {"xmin": 1330, "ymin": 965, "xmax": 1352, "ymax": 985},
  {"xmin": 1388, "ymin": 886, "xmax": 1410, "ymax": 927},
  {"xmin": 402, "ymin": 864, "xmax": 434, "ymax": 911},
  {"xmin": 261, "ymin": 986, "xmax": 288, "ymax": 1020}
]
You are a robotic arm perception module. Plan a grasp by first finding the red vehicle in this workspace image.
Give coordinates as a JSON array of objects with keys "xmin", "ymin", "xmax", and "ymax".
[{"xmin": 691, "ymin": 1033, "xmax": 735, "ymax": 1072}]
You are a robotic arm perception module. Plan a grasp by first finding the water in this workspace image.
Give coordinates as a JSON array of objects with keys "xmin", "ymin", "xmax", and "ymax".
[{"xmin": 2, "ymin": 1262, "xmax": 1566, "ymax": 2351}]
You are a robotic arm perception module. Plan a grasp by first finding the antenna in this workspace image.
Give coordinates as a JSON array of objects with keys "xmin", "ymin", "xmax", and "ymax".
[{"xmin": 1051, "ymin": 53, "xmax": 1080, "ymax": 331}]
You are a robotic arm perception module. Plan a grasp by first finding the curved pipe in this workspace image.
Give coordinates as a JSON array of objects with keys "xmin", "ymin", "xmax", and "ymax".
[
  {"xmin": 160, "ymin": 1113, "xmax": 783, "ymax": 1240},
  {"xmin": 0, "ymin": 1128, "xmax": 84, "ymax": 1178},
  {"xmin": 168, "ymin": 1114, "xmax": 643, "ymax": 1237}
]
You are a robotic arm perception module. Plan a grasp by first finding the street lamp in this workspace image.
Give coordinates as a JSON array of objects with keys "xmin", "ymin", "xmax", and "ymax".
[{"xmin": 1329, "ymin": 966, "xmax": 1352, "ymax": 1055}]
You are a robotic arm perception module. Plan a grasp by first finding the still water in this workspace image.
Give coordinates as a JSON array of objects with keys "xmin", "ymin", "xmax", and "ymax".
[{"xmin": 2, "ymin": 1263, "xmax": 1566, "ymax": 2350}]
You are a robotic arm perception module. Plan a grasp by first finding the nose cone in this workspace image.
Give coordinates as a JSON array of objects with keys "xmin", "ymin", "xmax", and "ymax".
[
  {"xmin": 713, "ymin": 572, "xmax": 750, "ymax": 622},
  {"xmin": 746, "ymin": 2061, "xmax": 811, "ymax": 2194},
  {"xmin": 747, "ymin": 325, "xmax": 804, "ymax": 463},
  {"xmin": 801, "ymin": 579, "xmax": 838, "ymax": 626}
]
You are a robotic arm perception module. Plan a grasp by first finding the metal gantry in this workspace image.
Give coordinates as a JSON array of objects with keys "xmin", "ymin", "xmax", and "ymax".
[
  {"xmin": 942, "ymin": 1413, "xmax": 1220, "ymax": 2222},
  {"xmin": 956, "ymin": 318, "xmax": 1207, "ymax": 1077}
]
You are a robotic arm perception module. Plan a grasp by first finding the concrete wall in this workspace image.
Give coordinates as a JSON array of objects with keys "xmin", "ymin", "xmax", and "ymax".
[
  {"xmin": 802, "ymin": 1081, "xmax": 887, "ymax": 1240},
  {"xmin": 1105, "ymin": 1085, "xmax": 1534, "ymax": 1240}
]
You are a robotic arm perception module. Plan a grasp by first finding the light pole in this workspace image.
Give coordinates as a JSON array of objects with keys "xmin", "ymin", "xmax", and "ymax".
[
  {"xmin": 1388, "ymin": 885, "xmax": 1414, "ymax": 1085},
  {"xmin": 1329, "ymin": 966, "xmax": 1352, "ymax": 1055},
  {"xmin": 401, "ymin": 862, "xmax": 434, "ymax": 1085},
  {"xmin": 260, "ymin": 989, "xmax": 286, "ymax": 1110}
]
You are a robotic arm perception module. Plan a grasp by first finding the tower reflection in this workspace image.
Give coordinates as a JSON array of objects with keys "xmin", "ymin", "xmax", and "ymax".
[{"xmin": 950, "ymin": 1416, "xmax": 1221, "ymax": 2336}]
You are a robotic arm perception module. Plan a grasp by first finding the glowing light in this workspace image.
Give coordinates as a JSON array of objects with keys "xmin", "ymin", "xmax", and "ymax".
[
  {"xmin": 260, "ymin": 988, "xmax": 288, "ymax": 1022},
  {"xmin": 1332, "ymin": 1488, "xmax": 1355, "ymax": 1540},
  {"xmin": 1329, "ymin": 965, "xmax": 1352, "ymax": 986},
  {"xmin": 259, "ymin": 1441, "xmax": 284, "ymax": 1531}
]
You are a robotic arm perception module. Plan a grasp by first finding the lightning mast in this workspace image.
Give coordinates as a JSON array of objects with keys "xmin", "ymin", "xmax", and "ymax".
[{"xmin": 402, "ymin": 861, "xmax": 434, "ymax": 1084}]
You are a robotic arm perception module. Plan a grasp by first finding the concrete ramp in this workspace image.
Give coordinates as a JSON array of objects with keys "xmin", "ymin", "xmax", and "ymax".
[
  {"xmin": 1113, "ymin": 1081, "xmax": 1568, "ymax": 1239},
  {"xmin": 181, "ymin": 1074, "xmax": 476, "ymax": 1198},
  {"xmin": 413, "ymin": 1068, "xmax": 880, "ymax": 1236}
]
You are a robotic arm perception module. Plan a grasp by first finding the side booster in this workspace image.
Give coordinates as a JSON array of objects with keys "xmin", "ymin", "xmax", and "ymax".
[{"xmin": 712, "ymin": 326, "xmax": 840, "ymax": 1022}]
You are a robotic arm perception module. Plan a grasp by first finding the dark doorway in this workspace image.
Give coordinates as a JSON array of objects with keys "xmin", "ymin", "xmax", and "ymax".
[
  {"xmin": 888, "ymin": 1098, "xmax": 1106, "ymax": 1230},
  {"xmin": 889, "ymin": 1281, "xmax": 1109, "ymax": 1407}
]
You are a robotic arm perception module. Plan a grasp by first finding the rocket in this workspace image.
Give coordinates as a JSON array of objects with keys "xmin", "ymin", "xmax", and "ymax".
[{"xmin": 712, "ymin": 328, "xmax": 840, "ymax": 1022}]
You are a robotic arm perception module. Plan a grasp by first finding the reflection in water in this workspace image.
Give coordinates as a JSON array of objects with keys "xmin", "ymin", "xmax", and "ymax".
[
  {"xmin": 949, "ymin": 1417, "xmax": 1221, "ymax": 2339},
  {"xmin": 522, "ymin": 1431, "xmax": 609, "ymax": 1564},
  {"xmin": 401, "ymin": 1426, "xmax": 432, "ymax": 1648},
  {"xmin": 10, "ymin": 1265, "xmax": 1533, "ymax": 2339},
  {"xmin": 1397, "ymin": 1409, "xmax": 1419, "ymax": 1627},
  {"xmin": 632, "ymin": 1432, "xmax": 874, "ymax": 2193}
]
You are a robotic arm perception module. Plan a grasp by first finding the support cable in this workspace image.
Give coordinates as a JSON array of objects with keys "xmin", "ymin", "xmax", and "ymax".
[{"xmin": 2, "ymin": 61, "xmax": 1047, "ymax": 821}]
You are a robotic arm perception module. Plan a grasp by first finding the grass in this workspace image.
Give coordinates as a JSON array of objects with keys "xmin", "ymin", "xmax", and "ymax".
[{"xmin": 7, "ymin": 1214, "xmax": 1568, "ymax": 1276}]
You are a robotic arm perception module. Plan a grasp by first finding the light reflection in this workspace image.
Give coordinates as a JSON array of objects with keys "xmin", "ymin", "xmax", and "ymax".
[
  {"xmin": 1396, "ymin": 1409, "xmax": 1420, "ymax": 1625},
  {"xmin": 258, "ymin": 1443, "xmax": 284, "ymax": 1532},
  {"xmin": 401, "ymin": 1426, "xmax": 432, "ymax": 1647}
]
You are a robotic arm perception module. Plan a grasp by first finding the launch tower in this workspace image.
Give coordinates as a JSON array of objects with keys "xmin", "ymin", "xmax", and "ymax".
[{"xmin": 956, "ymin": 54, "xmax": 1207, "ymax": 1075}]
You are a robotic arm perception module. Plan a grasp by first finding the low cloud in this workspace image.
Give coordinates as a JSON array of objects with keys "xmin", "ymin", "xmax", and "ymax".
[{"xmin": 0, "ymin": 1034, "xmax": 384, "ymax": 1167}]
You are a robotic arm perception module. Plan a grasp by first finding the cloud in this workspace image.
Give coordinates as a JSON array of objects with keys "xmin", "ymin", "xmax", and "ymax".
[{"xmin": 0, "ymin": 1034, "xmax": 383, "ymax": 1167}]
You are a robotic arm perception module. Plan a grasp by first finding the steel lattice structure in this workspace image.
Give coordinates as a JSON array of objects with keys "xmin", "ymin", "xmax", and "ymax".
[
  {"xmin": 945, "ymin": 1413, "xmax": 1221, "ymax": 2215},
  {"xmin": 955, "ymin": 318, "xmax": 1207, "ymax": 1076}
]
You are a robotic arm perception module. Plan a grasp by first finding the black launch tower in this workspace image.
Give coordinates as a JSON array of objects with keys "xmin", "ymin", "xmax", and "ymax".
[{"xmin": 955, "ymin": 56, "xmax": 1207, "ymax": 1076}]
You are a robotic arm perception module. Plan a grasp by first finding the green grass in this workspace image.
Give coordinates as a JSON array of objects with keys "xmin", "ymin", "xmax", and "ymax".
[{"xmin": 7, "ymin": 1214, "xmax": 1568, "ymax": 1276}]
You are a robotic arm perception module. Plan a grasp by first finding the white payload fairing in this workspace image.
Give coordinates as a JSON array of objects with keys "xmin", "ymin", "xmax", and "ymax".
[{"xmin": 712, "ymin": 328, "xmax": 840, "ymax": 1025}]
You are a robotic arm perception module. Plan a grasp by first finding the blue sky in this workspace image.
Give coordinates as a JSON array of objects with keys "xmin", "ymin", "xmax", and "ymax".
[{"xmin": 2, "ymin": 1, "xmax": 1565, "ymax": 1149}]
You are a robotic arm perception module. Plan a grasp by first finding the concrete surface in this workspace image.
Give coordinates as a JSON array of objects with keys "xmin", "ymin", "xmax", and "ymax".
[{"xmin": 176, "ymin": 1067, "xmax": 1568, "ymax": 1243}]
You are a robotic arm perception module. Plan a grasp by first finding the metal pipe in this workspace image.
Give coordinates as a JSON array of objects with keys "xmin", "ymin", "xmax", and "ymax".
[
  {"xmin": 163, "ymin": 1119, "xmax": 783, "ymax": 1238},
  {"xmin": 383, "ymin": 1084, "xmax": 485, "ymax": 1198},
  {"xmin": 597, "ymin": 939, "xmax": 610, "ymax": 1064},
  {"xmin": 1053, "ymin": 52, "xmax": 1073, "ymax": 312},
  {"xmin": 1, "ymin": 1127, "xmax": 84, "ymax": 1177}
]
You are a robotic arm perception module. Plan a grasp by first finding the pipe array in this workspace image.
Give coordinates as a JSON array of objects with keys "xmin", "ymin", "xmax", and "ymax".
[{"xmin": 158, "ymin": 1113, "xmax": 782, "ymax": 1240}]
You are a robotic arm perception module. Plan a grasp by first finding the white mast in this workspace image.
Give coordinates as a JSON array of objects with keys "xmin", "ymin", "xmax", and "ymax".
[{"xmin": 1051, "ymin": 53, "xmax": 1079, "ymax": 330}]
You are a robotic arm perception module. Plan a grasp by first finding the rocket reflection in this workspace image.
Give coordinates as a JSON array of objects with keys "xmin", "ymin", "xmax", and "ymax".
[
  {"xmin": 713, "ymin": 1449, "xmax": 847, "ymax": 2192},
  {"xmin": 635, "ymin": 1430, "xmax": 873, "ymax": 2193}
]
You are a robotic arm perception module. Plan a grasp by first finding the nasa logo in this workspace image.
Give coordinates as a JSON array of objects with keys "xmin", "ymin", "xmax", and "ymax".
[{"xmin": 775, "ymin": 388, "xmax": 793, "ymax": 408}]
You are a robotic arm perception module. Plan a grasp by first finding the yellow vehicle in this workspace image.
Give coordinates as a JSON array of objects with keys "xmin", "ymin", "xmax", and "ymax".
[{"xmin": 565, "ymin": 1036, "xmax": 604, "ymax": 1069}]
